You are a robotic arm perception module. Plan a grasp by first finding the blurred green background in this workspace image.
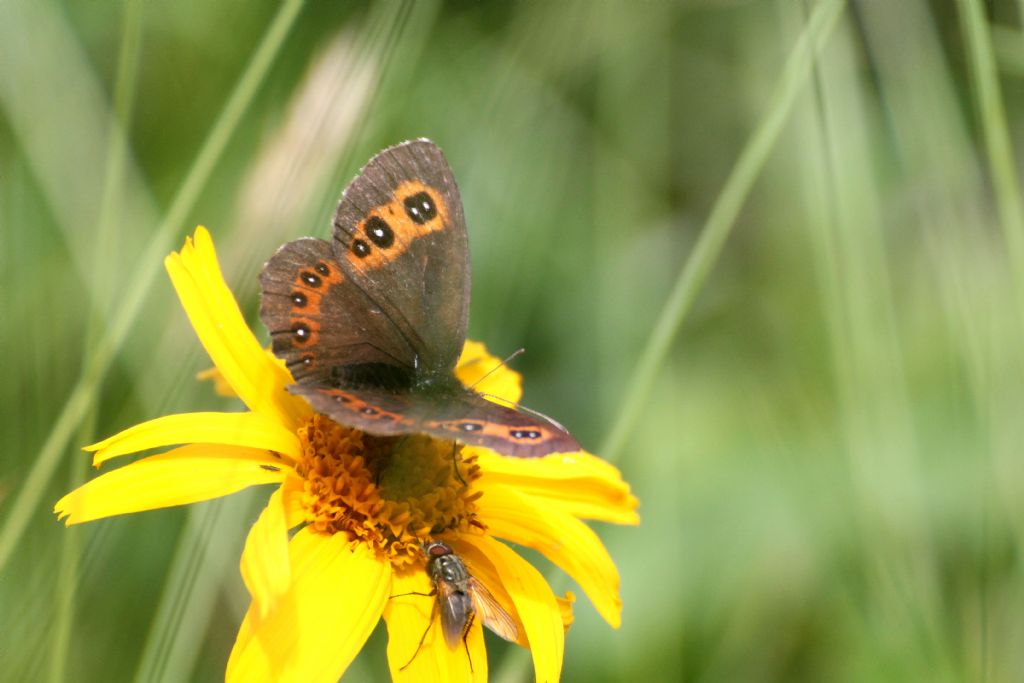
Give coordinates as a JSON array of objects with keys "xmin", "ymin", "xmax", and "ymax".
[{"xmin": 4, "ymin": 0, "xmax": 1024, "ymax": 681}]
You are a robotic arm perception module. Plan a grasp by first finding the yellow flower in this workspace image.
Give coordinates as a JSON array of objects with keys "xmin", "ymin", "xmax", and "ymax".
[{"xmin": 56, "ymin": 227, "xmax": 639, "ymax": 682}]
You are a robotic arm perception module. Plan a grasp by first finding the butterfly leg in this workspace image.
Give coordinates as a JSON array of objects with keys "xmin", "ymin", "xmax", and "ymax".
[{"xmin": 451, "ymin": 441, "xmax": 467, "ymax": 486}]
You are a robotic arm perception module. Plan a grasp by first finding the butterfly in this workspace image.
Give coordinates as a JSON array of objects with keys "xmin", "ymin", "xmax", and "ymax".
[
  {"xmin": 259, "ymin": 139, "xmax": 581, "ymax": 457},
  {"xmin": 400, "ymin": 541, "xmax": 519, "ymax": 670}
]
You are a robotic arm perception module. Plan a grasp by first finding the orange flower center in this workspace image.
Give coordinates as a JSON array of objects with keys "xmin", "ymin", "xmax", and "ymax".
[{"xmin": 293, "ymin": 414, "xmax": 482, "ymax": 568}]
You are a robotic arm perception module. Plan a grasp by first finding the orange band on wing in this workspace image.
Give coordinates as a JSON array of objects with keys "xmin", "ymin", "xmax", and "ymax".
[
  {"xmin": 343, "ymin": 180, "xmax": 450, "ymax": 270},
  {"xmin": 286, "ymin": 259, "xmax": 346, "ymax": 364},
  {"xmin": 424, "ymin": 418, "xmax": 554, "ymax": 447}
]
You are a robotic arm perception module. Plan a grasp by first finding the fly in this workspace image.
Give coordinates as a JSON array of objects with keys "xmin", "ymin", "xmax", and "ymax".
[{"xmin": 399, "ymin": 541, "xmax": 519, "ymax": 671}]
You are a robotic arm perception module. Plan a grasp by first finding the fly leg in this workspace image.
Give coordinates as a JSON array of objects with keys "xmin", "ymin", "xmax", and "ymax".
[
  {"xmin": 399, "ymin": 599, "xmax": 439, "ymax": 671},
  {"xmin": 461, "ymin": 612, "xmax": 476, "ymax": 673}
]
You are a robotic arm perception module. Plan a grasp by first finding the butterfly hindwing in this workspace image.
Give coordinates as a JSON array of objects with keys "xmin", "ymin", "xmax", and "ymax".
[
  {"xmin": 259, "ymin": 237, "xmax": 417, "ymax": 384},
  {"xmin": 288, "ymin": 384, "xmax": 420, "ymax": 436},
  {"xmin": 419, "ymin": 387, "xmax": 582, "ymax": 457},
  {"xmin": 331, "ymin": 139, "xmax": 470, "ymax": 378},
  {"xmin": 291, "ymin": 383, "xmax": 581, "ymax": 457}
]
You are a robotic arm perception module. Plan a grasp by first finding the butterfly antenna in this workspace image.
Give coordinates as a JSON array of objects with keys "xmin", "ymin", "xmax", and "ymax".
[
  {"xmin": 476, "ymin": 392, "xmax": 572, "ymax": 434},
  {"xmin": 467, "ymin": 348, "xmax": 525, "ymax": 391}
]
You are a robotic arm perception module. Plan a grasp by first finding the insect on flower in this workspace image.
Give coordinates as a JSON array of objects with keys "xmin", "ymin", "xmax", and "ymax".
[
  {"xmin": 399, "ymin": 541, "xmax": 519, "ymax": 671},
  {"xmin": 55, "ymin": 143, "xmax": 639, "ymax": 682}
]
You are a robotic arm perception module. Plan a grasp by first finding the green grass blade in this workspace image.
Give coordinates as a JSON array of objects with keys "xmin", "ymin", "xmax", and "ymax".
[
  {"xmin": 957, "ymin": 0, "xmax": 1024, "ymax": 291},
  {"xmin": 0, "ymin": 0, "xmax": 306, "ymax": 575},
  {"xmin": 600, "ymin": 0, "xmax": 846, "ymax": 461},
  {"xmin": 48, "ymin": 1, "xmax": 146, "ymax": 676}
]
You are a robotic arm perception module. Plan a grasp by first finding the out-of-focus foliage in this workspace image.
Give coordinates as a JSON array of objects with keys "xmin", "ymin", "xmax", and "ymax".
[{"xmin": 3, "ymin": 1, "xmax": 1024, "ymax": 681}]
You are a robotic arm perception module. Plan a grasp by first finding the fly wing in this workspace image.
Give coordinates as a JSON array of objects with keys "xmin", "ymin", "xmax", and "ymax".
[
  {"xmin": 467, "ymin": 577, "xmax": 519, "ymax": 642},
  {"xmin": 436, "ymin": 582, "xmax": 475, "ymax": 650}
]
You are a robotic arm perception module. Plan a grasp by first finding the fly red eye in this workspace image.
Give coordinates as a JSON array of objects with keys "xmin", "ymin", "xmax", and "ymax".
[{"xmin": 427, "ymin": 543, "xmax": 450, "ymax": 558}]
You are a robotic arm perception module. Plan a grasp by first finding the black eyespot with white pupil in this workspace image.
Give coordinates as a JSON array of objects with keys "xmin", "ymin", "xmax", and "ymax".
[
  {"xmin": 361, "ymin": 406, "xmax": 379, "ymax": 415},
  {"xmin": 364, "ymin": 216, "xmax": 394, "ymax": 248},
  {"xmin": 315, "ymin": 262, "xmax": 330, "ymax": 276},
  {"xmin": 404, "ymin": 191, "xmax": 437, "ymax": 224},
  {"xmin": 291, "ymin": 292, "xmax": 307, "ymax": 307},
  {"xmin": 300, "ymin": 271, "xmax": 321, "ymax": 287},
  {"xmin": 510, "ymin": 428, "xmax": 542, "ymax": 440},
  {"xmin": 352, "ymin": 239, "xmax": 371, "ymax": 258},
  {"xmin": 292, "ymin": 322, "xmax": 311, "ymax": 342},
  {"xmin": 458, "ymin": 422, "xmax": 483, "ymax": 432}
]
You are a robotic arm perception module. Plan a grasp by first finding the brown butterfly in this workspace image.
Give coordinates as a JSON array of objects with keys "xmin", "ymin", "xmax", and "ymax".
[
  {"xmin": 399, "ymin": 541, "xmax": 519, "ymax": 670},
  {"xmin": 259, "ymin": 139, "xmax": 581, "ymax": 457}
]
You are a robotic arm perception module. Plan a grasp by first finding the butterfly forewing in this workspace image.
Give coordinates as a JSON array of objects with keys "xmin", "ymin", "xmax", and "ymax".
[{"xmin": 331, "ymin": 139, "xmax": 470, "ymax": 379}]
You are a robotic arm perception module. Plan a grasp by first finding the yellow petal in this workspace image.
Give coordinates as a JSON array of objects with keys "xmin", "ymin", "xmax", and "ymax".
[
  {"xmin": 196, "ymin": 365, "xmax": 237, "ymax": 397},
  {"xmin": 455, "ymin": 340, "xmax": 522, "ymax": 405},
  {"xmin": 557, "ymin": 592, "xmax": 576, "ymax": 631},
  {"xmin": 241, "ymin": 487, "xmax": 291, "ymax": 619},
  {"xmin": 227, "ymin": 529, "xmax": 390, "ymax": 683},
  {"xmin": 474, "ymin": 449, "xmax": 640, "ymax": 525},
  {"xmin": 458, "ymin": 536, "xmax": 564, "ymax": 683},
  {"xmin": 165, "ymin": 227, "xmax": 307, "ymax": 427},
  {"xmin": 86, "ymin": 411, "xmax": 301, "ymax": 466},
  {"xmin": 475, "ymin": 483, "xmax": 624, "ymax": 628},
  {"xmin": 197, "ymin": 347, "xmax": 288, "ymax": 399},
  {"xmin": 54, "ymin": 445, "xmax": 286, "ymax": 525},
  {"xmin": 280, "ymin": 473, "xmax": 309, "ymax": 529},
  {"xmin": 384, "ymin": 570, "xmax": 486, "ymax": 683}
]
